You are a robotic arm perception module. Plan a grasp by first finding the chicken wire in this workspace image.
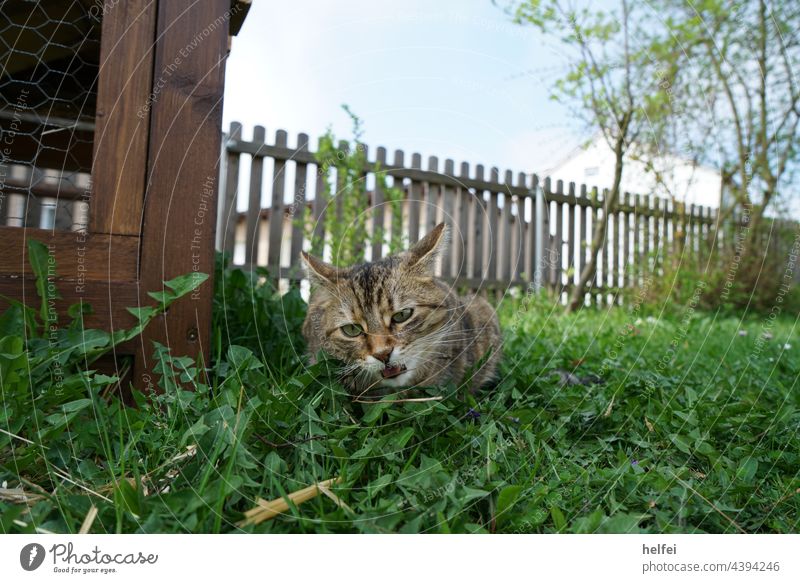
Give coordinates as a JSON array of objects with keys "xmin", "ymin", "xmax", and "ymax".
[{"xmin": 0, "ymin": 1, "xmax": 100, "ymax": 231}]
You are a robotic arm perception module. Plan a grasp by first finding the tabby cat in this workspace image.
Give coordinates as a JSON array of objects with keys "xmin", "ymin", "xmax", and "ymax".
[{"xmin": 301, "ymin": 223, "xmax": 501, "ymax": 397}]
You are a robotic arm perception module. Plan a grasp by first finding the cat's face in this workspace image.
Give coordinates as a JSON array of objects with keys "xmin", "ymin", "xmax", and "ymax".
[{"xmin": 302, "ymin": 224, "xmax": 456, "ymax": 392}]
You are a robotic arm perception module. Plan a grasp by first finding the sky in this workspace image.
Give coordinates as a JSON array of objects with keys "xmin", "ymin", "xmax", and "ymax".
[{"xmin": 221, "ymin": 0, "xmax": 586, "ymax": 176}]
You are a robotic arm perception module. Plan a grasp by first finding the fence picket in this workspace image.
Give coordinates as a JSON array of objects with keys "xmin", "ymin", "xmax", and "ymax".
[
  {"xmin": 267, "ymin": 130, "xmax": 288, "ymax": 273},
  {"xmin": 519, "ymin": 173, "xmax": 532, "ymax": 283},
  {"xmin": 372, "ymin": 147, "xmax": 387, "ymax": 262},
  {"xmin": 555, "ymin": 180, "xmax": 564, "ymax": 289},
  {"xmin": 310, "ymin": 136, "xmax": 328, "ymax": 258},
  {"xmin": 576, "ymin": 184, "xmax": 587, "ymax": 288},
  {"xmin": 473, "ymin": 164, "xmax": 485, "ymax": 280},
  {"xmin": 289, "ymin": 132, "xmax": 309, "ymax": 275},
  {"xmin": 426, "ymin": 156, "xmax": 440, "ymax": 239},
  {"xmin": 487, "ymin": 168, "xmax": 500, "ymax": 282},
  {"xmin": 566, "ymin": 182, "xmax": 576, "ymax": 289},
  {"xmin": 623, "ymin": 193, "xmax": 631, "ymax": 288},
  {"xmin": 542, "ymin": 177, "xmax": 552, "ymax": 288},
  {"xmin": 408, "ymin": 153, "xmax": 423, "ymax": 244},
  {"xmin": 442, "ymin": 159, "xmax": 456, "ymax": 277},
  {"xmin": 222, "ymin": 121, "xmax": 242, "ymax": 255},
  {"xmin": 220, "ymin": 124, "xmax": 794, "ymax": 298},
  {"xmin": 500, "ymin": 171, "xmax": 513, "ymax": 282},
  {"xmin": 512, "ymin": 172, "xmax": 527, "ymax": 281},
  {"xmin": 457, "ymin": 162, "xmax": 471, "ymax": 279},
  {"xmin": 245, "ymin": 125, "xmax": 265, "ymax": 266}
]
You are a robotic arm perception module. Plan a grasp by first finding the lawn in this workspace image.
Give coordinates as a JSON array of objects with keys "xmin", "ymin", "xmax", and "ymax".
[{"xmin": 1, "ymin": 255, "xmax": 798, "ymax": 533}]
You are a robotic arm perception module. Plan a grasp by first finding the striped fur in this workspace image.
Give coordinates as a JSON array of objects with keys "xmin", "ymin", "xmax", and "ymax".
[{"xmin": 301, "ymin": 224, "xmax": 501, "ymax": 397}]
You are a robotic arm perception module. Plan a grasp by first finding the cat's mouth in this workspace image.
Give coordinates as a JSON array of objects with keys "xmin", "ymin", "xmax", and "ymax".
[{"xmin": 381, "ymin": 363, "xmax": 407, "ymax": 379}]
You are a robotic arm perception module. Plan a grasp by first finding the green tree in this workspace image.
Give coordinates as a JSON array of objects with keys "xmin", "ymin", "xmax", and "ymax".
[
  {"xmin": 513, "ymin": 0, "xmax": 669, "ymax": 311},
  {"xmin": 654, "ymin": 0, "xmax": 799, "ymax": 230}
]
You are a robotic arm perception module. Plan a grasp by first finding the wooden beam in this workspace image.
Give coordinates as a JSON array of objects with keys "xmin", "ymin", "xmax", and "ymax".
[
  {"xmin": 134, "ymin": 0, "xmax": 228, "ymax": 390},
  {"xmin": 90, "ymin": 0, "xmax": 158, "ymax": 236},
  {"xmin": 0, "ymin": 227, "xmax": 138, "ymax": 281},
  {"xmin": 0, "ymin": 277, "xmax": 139, "ymax": 334}
]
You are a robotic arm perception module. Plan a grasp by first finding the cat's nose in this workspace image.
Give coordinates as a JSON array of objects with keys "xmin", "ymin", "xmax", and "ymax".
[{"xmin": 373, "ymin": 348, "xmax": 393, "ymax": 364}]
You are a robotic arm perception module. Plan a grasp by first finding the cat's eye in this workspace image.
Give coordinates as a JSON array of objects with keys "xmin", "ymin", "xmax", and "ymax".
[
  {"xmin": 341, "ymin": 323, "xmax": 364, "ymax": 337},
  {"xmin": 391, "ymin": 308, "xmax": 413, "ymax": 324}
]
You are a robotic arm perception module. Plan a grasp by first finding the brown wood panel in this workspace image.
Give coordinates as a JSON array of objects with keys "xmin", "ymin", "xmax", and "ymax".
[
  {"xmin": 90, "ymin": 0, "xmax": 158, "ymax": 236},
  {"xmin": 0, "ymin": 227, "xmax": 138, "ymax": 281},
  {"xmin": 135, "ymin": 0, "xmax": 228, "ymax": 390}
]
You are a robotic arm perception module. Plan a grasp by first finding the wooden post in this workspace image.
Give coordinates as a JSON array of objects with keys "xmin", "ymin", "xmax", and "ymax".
[{"xmin": 135, "ymin": 0, "xmax": 228, "ymax": 392}]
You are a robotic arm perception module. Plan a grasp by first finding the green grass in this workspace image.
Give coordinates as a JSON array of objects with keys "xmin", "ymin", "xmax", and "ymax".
[{"xmin": 1, "ymin": 253, "xmax": 798, "ymax": 533}]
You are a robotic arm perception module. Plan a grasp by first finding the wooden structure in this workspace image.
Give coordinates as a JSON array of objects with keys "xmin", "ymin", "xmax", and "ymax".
[
  {"xmin": 0, "ymin": 1, "xmax": 250, "ymax": 391},
  {"xmin": 220, "ymin": 124, "xmax": 798, "ymax": 299}
]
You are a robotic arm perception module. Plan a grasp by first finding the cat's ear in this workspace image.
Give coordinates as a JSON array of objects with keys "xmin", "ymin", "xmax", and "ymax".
[
  {"xmin": 301, "ymin": 251, "xmax": 342, "ymax": 286},
  {"xmin": 403, "ymin": 222, "xmax": 447, "ymax": 273}
]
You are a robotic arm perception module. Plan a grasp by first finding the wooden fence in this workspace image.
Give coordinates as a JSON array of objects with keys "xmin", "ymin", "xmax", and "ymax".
[{"xmin": 218, "ymin": 122, "xmax": 798, "ymax": 301}]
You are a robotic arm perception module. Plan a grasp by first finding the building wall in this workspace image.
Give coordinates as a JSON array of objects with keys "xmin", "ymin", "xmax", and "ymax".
[{"xmin": 546, "ymin": 138, "xmax": 723, "ymax": 208}]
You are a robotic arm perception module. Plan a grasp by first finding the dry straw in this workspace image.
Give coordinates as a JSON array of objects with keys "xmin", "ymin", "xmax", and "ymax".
[{"xmin": 238, "ymin": 477, "xmax": 342, "ymax": 527}]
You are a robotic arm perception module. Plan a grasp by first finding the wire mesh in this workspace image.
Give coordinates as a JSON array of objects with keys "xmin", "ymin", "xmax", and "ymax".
[{"xmin": 0, "ymin": 1, "xmax": 100, "ymax": 231}]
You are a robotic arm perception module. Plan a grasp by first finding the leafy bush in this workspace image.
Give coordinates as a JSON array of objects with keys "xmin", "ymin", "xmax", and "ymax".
[{"xmin": 312, "ymin": 105, "xmax": 405, "ymax": 266}]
